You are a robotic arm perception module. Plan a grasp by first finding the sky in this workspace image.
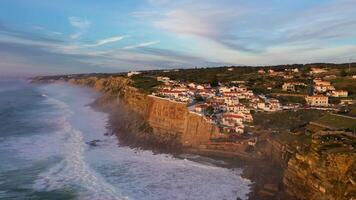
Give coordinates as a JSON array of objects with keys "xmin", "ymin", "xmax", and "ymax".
[{"xmin": 0, "ymin": 0, "xmax": 356, "ymax": 75}]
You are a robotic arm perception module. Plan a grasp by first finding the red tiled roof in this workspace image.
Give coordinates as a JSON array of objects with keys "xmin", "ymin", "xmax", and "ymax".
[
  {"xmin": 223, "ymin": 114, "xmax": 243, "ymax": 119},
  {"xmin": 160, "ymin": 90, "xmax": 182, "ymax": 93}
]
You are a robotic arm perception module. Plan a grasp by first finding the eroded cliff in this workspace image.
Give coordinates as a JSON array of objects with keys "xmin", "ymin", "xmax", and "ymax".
[
  {"xmin": 42, "ymin": 76, "xmax": 222, "ymax": 149},
  {"xmin": 283, "ymin": 131, "xmax": 356, "ymax": 200}
]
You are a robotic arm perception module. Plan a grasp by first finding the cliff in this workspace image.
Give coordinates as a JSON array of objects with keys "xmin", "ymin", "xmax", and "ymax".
[
  {"xmin": 283, "ymin": 131, "xmax": 356, "ymax": 200},
  {"xmin": 39, "ymin": 76, "xmax": 224, "ymax": 149},
  {"xmin": 33, "ymin": 74, "xmax": 356, "ymax": 200}
]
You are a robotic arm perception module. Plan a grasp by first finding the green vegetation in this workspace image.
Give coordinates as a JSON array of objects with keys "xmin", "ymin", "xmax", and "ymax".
[
  {"xmin": 130, "ymin": 74, "xmax": 162, "ymax": 94},
  {"xmin": 272, "ymin": 131, "xmax": 312, "ymax": 146},
  {"xmin": 253, "ymin": 110, "xmax": 326, "ymax": 131},
  {"xmin": 347, "ymin": 105, "xmax": 356, "ymax": 117},
  {"xmin": 273, "ymin": 95, "xmax": 306, "ymax": 104},
  {"xmin": 315, "ymin": 114, "xmax": 356, "ymax": 131},
  {"xmin": 332, "ymin": 77, "xmax": 356, "ymax": 96}
]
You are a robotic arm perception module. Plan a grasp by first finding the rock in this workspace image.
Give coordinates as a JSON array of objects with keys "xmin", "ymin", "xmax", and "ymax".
[
  {"xmin": 86, "ymin": 139, "xmax": 102, "ymax": 146},
  {"xmin": 263, "ymin": 183, "xmax": 279, "ymax": 193}
]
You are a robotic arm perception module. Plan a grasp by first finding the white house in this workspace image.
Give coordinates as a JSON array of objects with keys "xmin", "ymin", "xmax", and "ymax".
[
  {"xmin": 221, "ymin": 113, "xmax": 244, "ymax": 126},
  {"xmin": 330, "ymin": 90, "xmax": 348, "ymax": 97},
  {"xmin": 305, "ymin": 95, "xmax": 329, "ymax": 107},
  {"xmin": 127, "ymin": 71, "xmax": 141, "ymax": 77}
]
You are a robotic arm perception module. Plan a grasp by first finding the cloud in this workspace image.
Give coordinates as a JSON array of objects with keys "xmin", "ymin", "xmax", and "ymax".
[
  {"xmin": 148, "ymin": 0, "xmax": 171, "ymax": 5},
  {"xmin": 123, "ymin": 40, "xmax": 160, "ymax": 49},
  {"xmin": 152, "ymin": 4, "xmax": 260, "ymax": 52},
  {"xmin": 68, "ymin": 16, "xmax": 91, "ymax": 39},
  {"xmin": 32, "ymin": 25, "xmax": 63, "ymax": 36},
  {"xmin": 130, "ymin": 11, "xmax": 158, "ymax": 18},
  {"xmin": 145, "ymin": 0, "xmax": 356, "ymax": 53},
  {"xmin": 84, "ymin": 35, "xmax": 126, "ymax": 47},
  {"xmin": 32, "ymin": 26, "xmax": 45, "ymax": 30}
]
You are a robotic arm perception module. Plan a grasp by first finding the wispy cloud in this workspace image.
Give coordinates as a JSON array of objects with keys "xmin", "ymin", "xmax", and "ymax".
[
  {"xmin": 32, "ymin": 26, "xmax": 45, "ymax": 31},
  {"xmin": 145, "ymin": 0, "xmax": 356, "ymax": 53},
  {"xmin": 123, "ymin": 40, "xmax": 160, "ymax": 49},
  {"xmin": 130, "ymin": 11, "xmax": 158, "ymax": 18},
  {"xmin": 32, "ymin": 25, "xmax": 63, "ymax": 36},
  {"xmin": 84, "ymin": 35, "xmax": 126, "ymax": 47},
  {"xmin": 68, "ymin": 16, "xmax": 91, "ymax": 39}
]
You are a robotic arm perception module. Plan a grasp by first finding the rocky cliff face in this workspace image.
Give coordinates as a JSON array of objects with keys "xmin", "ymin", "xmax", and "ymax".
[
  {"xmin": 58, "ymin": 76, "xmax": 221, "ymax": 148},
  {"xmin": 33, "ymin": 75, "xmax": 356, "ymax": 200},
  {"xmin": 283, "ymin": 132, "xmax": 356, "ymax": 200}
]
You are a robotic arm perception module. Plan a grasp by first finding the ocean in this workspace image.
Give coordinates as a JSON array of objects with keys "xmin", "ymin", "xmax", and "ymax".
[{"xmin": 0, "ymin": 79, "xmax": 251, "ymax": 200}]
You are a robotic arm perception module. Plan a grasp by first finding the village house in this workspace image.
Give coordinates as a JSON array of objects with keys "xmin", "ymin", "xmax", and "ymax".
[
  {"xmin": 285, "ymin": 68, "xmax": 299, "ymax": 73},
  {"xmin": 256, "ymin": 98, "xmax": 281, "ymax": 112},
  {"xmin": 282, "ymin": 82, "xmax": 307, "ymax": 92},
  {"xmin": 156, "ymin": 76, "xmax": 170, "ymax": 82},
  {"xmin": 224, "ymin": 96, "xmax": 240, "ymax": 106},
  {"xmin": 257, "ymin": 102, "xmax": 266, "ymax": 110},
  {"xmin": 310, "ymin": 67, "xmax": 327, "ymax": 75},
  {"xmin": 197, "ymin": 89, "xmax": 215, "ymax": 99},
  {"xmin": 340, "ymin": 99, "xmax": 354, "ymax": 105},
  {"xmin": 127, "ymin": 71, "xmax": 141, "ymax": 77},
  {"xmin": 330, "ymin": 90, "xmax": 348, "ymax": 97},
  {"xmin": 172, "ymin": 86, "xmax": 188, "ymax": 92},
  {"xmin": 188, "ymin": 83, "xmax": 196, "ymax": 88},
  {"xmin": 258, "ymin": 69, "xmax": 266, "ymax": 74},
  {"xmin": 196, "ymin": 84, "xmax": 205, "ymax": 90},
  {"xmin": 283, "ymin": 75, "xmax": 294, "ymax": 79},
  {"xmin": 268, "ymin": 69, "xmax": 285, "ymax": 77},
  {"xmin": 221, "ymin": 113, "xmax": 243, "ymax": 125},
  {"xmin": 194, "ymin": 104, "xmax": 209, "ymax": 113},
  {"xmin": 305, "ymin": 95, "xmax": 329, "ymax": 107},
  {"xmin": 282, "ymin": 83, "xmax": 295, "ymax": 92},
  {"xmin": 218, "ymin": 86, "xmax": 231, "ymax": 93},
  {"xmin": 158, "ymin": 89, "xmax": 182, "ymax": 99},
  {"xmin": 234, "ymin": 103, "xmax": 250, "ymax": 113},
  {"xmin": 220, "ymin": 113, "xmax": 245, "ymax": 134},
  {"xmin": 313, "ymin": 79, "xmax": 335, "ymax": 93}
]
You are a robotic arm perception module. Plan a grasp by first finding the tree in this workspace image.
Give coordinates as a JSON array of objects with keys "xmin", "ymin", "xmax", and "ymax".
[
  {"xmin": 340, "ymin": 69, "xmax": 348, "ymax": 77},
  {"xmin": 210, "ymin": 76, "xmax": 219, "ymax": 87}
]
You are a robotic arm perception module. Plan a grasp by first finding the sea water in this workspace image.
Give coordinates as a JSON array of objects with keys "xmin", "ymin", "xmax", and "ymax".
[{"xmin": 0, "ymin": 79, "xmax": 251, "ymax": 200}]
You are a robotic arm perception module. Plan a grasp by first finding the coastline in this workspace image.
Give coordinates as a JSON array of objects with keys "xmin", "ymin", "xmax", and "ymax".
[
  {"xmin": 90, "ymin": 91, "xmax": 294, "ymax": 200},
  {"xmin": 30, "ymin": 77, "xmax": 297, "ymax": 200}
]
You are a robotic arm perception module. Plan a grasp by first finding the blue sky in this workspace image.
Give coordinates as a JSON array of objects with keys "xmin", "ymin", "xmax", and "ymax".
[{"xmin": 0, "ymin": 0, "xmax": 356, "ymax": 75}]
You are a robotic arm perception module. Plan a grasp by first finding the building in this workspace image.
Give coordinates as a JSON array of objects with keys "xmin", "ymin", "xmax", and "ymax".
[
  {"xmin": 330, "ymin": 90, "xmax": 348, "ymax": 97},
  {"xmin": 194, "ymin": 104, "xmax": 209, "ymax": 113},
  {"xmin": 127, "ymin": 71, "xmax": 141, "ymax": 77},
  {"xmin": 305, "ymin": 95, "xmax": 329, "ymax": 107},
  {"xmin": 156, "ymin": 76, "xmax": 170, "ymax": 82},
  {"xmin": 313, "ymin": 79, "xmax": 335, "ymax": 93},
  {"xmin": 282, "ymin": 82, "xmax": 307, "ymax": 92},
  {"xmin": 188, "ymin": 83, "xmax": 196, "ymax": 88},
  {"xmin": 310, "ymin": 68, "xmax": 327, "ymax": 74},
  {"xmin": 258, "ymin": 69, "xmax": 265, "ymax": 74},
  {"xmin": 221, "ymin": 113, "xmax": 244, "ymax": 126},
  {"xmin": 282, "ymin": 83, "xmax": 296, "ymax": 92},
  {"xmin": 340, "ymin": 99, "xmax": 354, "ymax": 105}
]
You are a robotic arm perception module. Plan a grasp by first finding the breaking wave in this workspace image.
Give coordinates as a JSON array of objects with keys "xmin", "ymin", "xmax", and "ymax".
[{"xmin": 0, "ymin": 82, "xmax": 251, "ymax": 200}]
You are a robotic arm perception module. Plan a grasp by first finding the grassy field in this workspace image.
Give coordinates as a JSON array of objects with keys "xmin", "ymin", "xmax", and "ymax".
[
  {"xmin": 315, "ymin": 114, "xmax": 356, "ymax": 131},
  {"xmin": 130, "ymin": 74, "xmax": 162, "ymax": 94},
  {"xmin": 272, "ymin": 95, "xmax": 306, "ymax": 104},
  {"xmin": 331, "ymin": 77, "xmax": 356, "ymax": 97},
  {"xmin": 253, "ymin": 110, "xmax": 326, "ymax": 131}
]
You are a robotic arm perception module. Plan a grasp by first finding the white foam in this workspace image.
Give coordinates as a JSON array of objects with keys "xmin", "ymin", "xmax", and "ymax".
[
  {"xmin": 33, "ymin": 86, "xmax": 126, "ymax": 200},
  {"xmin": 31, "ymin": 83, "xmax": 251, "ymax": 200}
]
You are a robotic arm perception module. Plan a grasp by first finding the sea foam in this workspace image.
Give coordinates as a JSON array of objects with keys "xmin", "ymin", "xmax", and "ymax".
[{"xmin": 27, "ymin": 83, "xmax": 251, "ymax": 200}]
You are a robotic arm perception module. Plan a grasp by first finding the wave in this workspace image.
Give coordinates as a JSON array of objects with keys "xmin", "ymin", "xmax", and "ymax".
[
  {"xmin": 0, "ymin": 82, "xmax": 251, "ymax": 200},
  {"xmin": 33, "ymin": 93, "xmax": 126, "ymax": 200}
]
